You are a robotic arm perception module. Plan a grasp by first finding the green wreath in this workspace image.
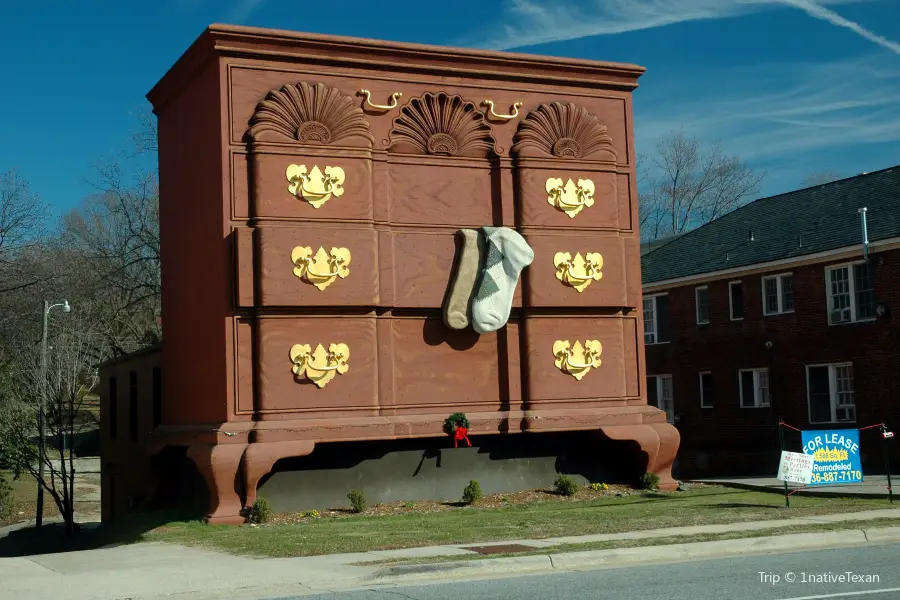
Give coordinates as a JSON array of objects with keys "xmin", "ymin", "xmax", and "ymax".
[{"xmin": 444, "ymin": 412, "xmax": 470, "ymax": 434}]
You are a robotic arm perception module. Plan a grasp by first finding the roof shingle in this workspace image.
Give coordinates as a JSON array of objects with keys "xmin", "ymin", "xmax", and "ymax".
[{"xmin": 641, "ymin": 166, "xmax": 900, "ymax": 284}]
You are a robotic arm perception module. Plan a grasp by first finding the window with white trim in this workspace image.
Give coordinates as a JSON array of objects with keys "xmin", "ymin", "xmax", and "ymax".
[
  {"xmin": 643, "ymin": 294, "xmax": 670, "ymax": 345},
  {"xmin": 807, "ymin": 363, "xmax": 856, "ymax": 424},
  {"xmin": 826, "ymin": 262, "xmax": 875, "ymax": 325},
  {"xmin": 729, "ymin": 281, "xmax": 744, "ymax": 320},
  {"xmin": 761, "ymin": 273, "xmax": 794, "ymax": 315},
  {"xmin": 647, "ymin": 374, "xmax": 674, "ymax": 423},
  {"xmin": 699, "ymin": 371, "xmax": 713, "ymax": 408},
  {"xmin": 695, "ymin": 286, "xmax": 710, "ymax": 325},
  {"xmin": 739, "ymin": 368, "xmax": 770, "ymax": 408}
]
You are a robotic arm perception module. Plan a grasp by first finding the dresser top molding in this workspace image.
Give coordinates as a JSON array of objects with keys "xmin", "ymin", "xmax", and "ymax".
[{"xmin": 147, "ymin": 24, "xmax": 646, "ymax": 110}]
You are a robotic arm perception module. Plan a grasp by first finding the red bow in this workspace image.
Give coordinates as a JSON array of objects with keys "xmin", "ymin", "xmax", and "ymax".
[{"xmin": 453, "ymin": 426, "xmax": 472, "ymax": 448}]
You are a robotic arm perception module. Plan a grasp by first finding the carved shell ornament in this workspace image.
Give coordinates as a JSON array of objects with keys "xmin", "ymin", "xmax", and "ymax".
[
  {"xmin": 512, "ymin": 102, "xmax": 617, "ymax": 162},
  {"xmin": 247, "ymin": 81, "xmax": 374, "ymax": 146},
  {"xmin": 388, "ymin": 92, "xmax": 499, "ymax": 158}
]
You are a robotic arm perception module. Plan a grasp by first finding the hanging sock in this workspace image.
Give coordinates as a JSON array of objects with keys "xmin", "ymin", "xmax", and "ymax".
[
  {"xmin": 442, "ymin": 229, "xmax": 484, "ymax": 330},
  {"xmin": 471, "ymin": 227, "xmax": 534, "ymax": 334}
]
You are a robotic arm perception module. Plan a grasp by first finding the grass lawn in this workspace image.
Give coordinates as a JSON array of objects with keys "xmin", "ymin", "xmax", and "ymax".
[
  {"xmin": 142, "ymin": 486, "xmax": 898, "ymax": 558},
  {"xmin": 1, "ymin": 470, "xmax": 59, "ymax": 527}
]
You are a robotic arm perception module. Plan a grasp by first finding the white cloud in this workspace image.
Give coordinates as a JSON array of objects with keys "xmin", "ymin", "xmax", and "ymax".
[
  {"xmin": 780, "ymin": 0, "xmax": 900, "ymax": 55},
  {"xmin": 466, "ymin": 0, "xmax": 888, "ymax": 52},
  {"xmin": 635, "ymin": 53, "xmax": 900, "ymax": 191},
  {"xmin": 225, "ymin": 0, "xmax": 267, "ymax": 23},
  {"xmin": 456, "ymin": 0, "xmax": 900, "ymax": 194}
]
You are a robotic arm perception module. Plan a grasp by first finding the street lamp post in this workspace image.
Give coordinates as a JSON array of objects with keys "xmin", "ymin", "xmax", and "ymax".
[{"xmin": 35, "ymin": 299, "xmax": 71, "ymax": 528}]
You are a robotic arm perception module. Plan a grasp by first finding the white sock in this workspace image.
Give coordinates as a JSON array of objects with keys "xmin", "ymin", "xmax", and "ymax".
[{"xmin": 471, "ymin": 227, "xmax": 534, "ymax": 334}]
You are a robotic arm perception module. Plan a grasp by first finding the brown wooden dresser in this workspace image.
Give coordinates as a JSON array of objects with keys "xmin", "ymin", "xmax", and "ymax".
[{"xmin": 146, "ymin": 24, "xmax": 679, "ymax": 523}]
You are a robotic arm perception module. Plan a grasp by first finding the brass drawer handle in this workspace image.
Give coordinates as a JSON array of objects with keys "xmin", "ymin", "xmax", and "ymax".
[
  {"xmin": 286, "ymin": 164, "xmax": 346, "ymax": 209},
  {"xmin": 553, "ymin": 340, "xmax": 603, "ymax": 381},
  {"xmin": 554, "ymin": 252, "xmax": 603, "ymax": 292},
  {"xmin": 546, "ymin": 177, "xmax": 595, "ymax": 218},
  {"xmin": 358, "ymin": 89, "xmax": 402, "ymax": 111},
  {"xmin": 291, "ymin": 246, "xmax": 351, "ymax": 291},
  {"xmin": 290, "ymin": 343, "xmax": 350, "ymax": 389},
  {"xmin": 482, "ymin": 100, "xmax": 522, "ymax": 121}
]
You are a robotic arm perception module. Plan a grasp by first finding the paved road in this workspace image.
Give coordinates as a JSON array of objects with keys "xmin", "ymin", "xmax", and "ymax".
[{"xmin": 283, "ymin": 543, "xmax": 900, "ymax": 600}]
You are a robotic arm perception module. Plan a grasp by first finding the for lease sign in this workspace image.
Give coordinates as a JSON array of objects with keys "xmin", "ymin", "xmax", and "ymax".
[{"xmin": 801, "ymin": 429, "xmax": 864, "ymax": 486}]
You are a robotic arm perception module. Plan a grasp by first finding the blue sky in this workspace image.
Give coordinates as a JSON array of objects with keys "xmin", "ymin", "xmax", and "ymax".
[{"xmin": 1, "ymin": 0, "xmax": 899, "ymax": 219}]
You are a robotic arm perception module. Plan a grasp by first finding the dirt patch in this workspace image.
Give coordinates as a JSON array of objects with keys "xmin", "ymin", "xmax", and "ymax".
[{"xmin": 267, "ymin": 483, "xmax": 689, "ymax": 525}]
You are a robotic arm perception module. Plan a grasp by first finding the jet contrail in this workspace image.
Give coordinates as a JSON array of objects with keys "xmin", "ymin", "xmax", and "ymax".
[{"xmin": 779, "ymin": 0, "xmax": 900, "ymax": 55}]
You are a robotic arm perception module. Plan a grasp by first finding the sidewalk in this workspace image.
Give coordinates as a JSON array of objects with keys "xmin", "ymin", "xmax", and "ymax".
[{"xmin": 2, "ymin": 508, "xmax": 900, "ymax": 600}]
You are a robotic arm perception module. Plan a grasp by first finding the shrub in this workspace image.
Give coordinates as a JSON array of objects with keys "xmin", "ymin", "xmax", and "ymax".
[
  {"xmin": 554, "ymin": 475, "xmax": 578, "ymax": 497},
  {"xmin": 0, "ymin": 473, "xmax": 11, "ymax": 520},
  {"xmin": 299, "ymin": 509, "xmax": 319, "ymax": 518},
  {"xmin": 348, "ymin": 489, "xmax": 367, "ymax": 513},
  {"xmin": 590, "ymin": 482, "xmax": 609, "ymax": 492},
  {"xmin": 462, "ymin": 480, "xmax": 482, "ymax": 504},
  {"xmin": 639, "ymin": 472, "xmax": 660, "ymax": 491},
  {"xmin": 247, "ymin": 497, "xmax": 272, "ymax": 524}
]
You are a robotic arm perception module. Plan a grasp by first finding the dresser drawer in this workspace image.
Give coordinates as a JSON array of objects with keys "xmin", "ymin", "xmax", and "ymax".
[
  {"xmin": 256, "ymin": 316, "xmax": 379, "ymax": 413},
  {"xmin": 383, "ymin": 316, "xmax": 516, "ymax": 413},
  {"xmin": 251, "ymin": 150, "xmax": 374, "ymax": 222},
  {"xmin": 515, "ymin": 165, "xmax": 625, "ymax": 230},
  {"xmin": 522, "ymin": 315, "xmax": 641, "ymax": 404},
  {"xmin": 387, "ymin": 159, "xmax": 495, "ymax": 227},
  {"xmin": 235, "ymin": 226, "xmax": 525, "ymax": 310},
  {"xmin": 522, "ymin": 232, "xmax": 638, "ymax": 309},
  {"xmin": 254, "ymin": 316, "xmax": 519, "ymax": 416},
  {"xmin": 235, "ymin": 225, "xmax": 379, "ymax": 307},
  {"xmin": 386, "ymin": 229, "xmax": 523, "ymax": 309}
]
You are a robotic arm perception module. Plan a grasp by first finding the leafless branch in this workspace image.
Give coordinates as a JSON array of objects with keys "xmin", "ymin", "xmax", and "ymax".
[{"xmin": 637, "ymin": 130, "xmax": 764, "ymax": 242}]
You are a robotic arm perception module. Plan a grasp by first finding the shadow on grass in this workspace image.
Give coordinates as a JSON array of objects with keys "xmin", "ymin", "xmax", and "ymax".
[
  {"xmin": 694, "ymin": 503, "xmax": 785, "ymax": 510},
  {"xmin": 0, "ymin": 510, "xmax": 202, "ymax": 558}
]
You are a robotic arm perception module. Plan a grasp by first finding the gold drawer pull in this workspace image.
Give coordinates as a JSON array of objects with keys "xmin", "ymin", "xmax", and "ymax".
[
  {"xmin": 291, "ymin": 246, "xmax": 351, "ymax": 291},
  {"xmin": 358, "ymin": 89, "xmax": 402, "ymax": 111},
  {"xmin": 482, "ymin": 100, "xmax": 522, "ymax": 121},
  {"xmin": 286, "ymin": 165, "xmax": 345, "ymax": 209},
  {"xmin": 553, "ymin": 340, "xmax": 602, "ymax": 381},
  {"xmin": 554, "ymin": 252, "xmax": 603, "ymax": 292},
  {"xmin": 290, "ymin": 343, "xmax": 350, "ymax": 389},
  {"xmin": 546, "ymin": 177, "xmax": 595, "ymax": 218}
]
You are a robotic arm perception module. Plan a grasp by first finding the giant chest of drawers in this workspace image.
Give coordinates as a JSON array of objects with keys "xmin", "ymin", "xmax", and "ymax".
[
  {"xmin": 149, "ymin": 26, "xmax": 678, "ymax": 521},
  {"xmin": 233, "ymin": 83, "xmax": 645, "ymax": 422}
]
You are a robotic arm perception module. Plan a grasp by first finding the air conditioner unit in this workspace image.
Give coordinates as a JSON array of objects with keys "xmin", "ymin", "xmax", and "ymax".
[
  {"xmin": 837, "ymin": 406, "xmax": 856, "ymax": 422},
  {"xmin": 832, "ymin": 308, "xmax": 851, "ymax": 323}
]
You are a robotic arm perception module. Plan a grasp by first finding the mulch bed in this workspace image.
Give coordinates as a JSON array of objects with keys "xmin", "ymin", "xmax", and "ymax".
[{"xmin": 265, "ymin": 482, "xmax": 705, "ymax": 526}]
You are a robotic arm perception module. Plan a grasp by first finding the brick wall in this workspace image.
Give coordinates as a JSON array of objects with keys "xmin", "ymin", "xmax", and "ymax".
[
  {"xmin": 99, "ymin": 346, "xmax": 162, "ymax": 522},
  {"xmin": 645, "ymin": 247, "xmax": 900, "ymax": 478}
]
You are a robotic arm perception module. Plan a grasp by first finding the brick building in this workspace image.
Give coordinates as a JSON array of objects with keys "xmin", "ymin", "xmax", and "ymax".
[{"xmin": 641, "ymin": 167, "xmax": 900, "ymax": 478}]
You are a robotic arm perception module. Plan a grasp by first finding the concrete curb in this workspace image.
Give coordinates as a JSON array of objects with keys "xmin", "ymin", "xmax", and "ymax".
[{"xmin": 370, "ymin": 526, "xmax": 900, "ymax": 583}]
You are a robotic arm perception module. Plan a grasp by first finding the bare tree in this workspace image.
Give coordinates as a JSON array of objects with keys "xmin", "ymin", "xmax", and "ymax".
[
  {"xmin": 0, "ymin": 170, "xmax": 50, "ymax": 295},
  {"xmin": 60, "ymin": 111, "xmax": 162, "ymax": 354},
  {"xmin": 638, "ymin": 131, "xmax": 765, "ymax": 241},
  {"xmin": 0, "ymin": 306, "xmax": 101, "ymax": 535},
  {"xmin": 128, "ymin": 105, "xmax": 158, "ymax": 156},
  {"xmin": 803, "ymin": 170, "xmax": 843, "ymax": 187}
]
